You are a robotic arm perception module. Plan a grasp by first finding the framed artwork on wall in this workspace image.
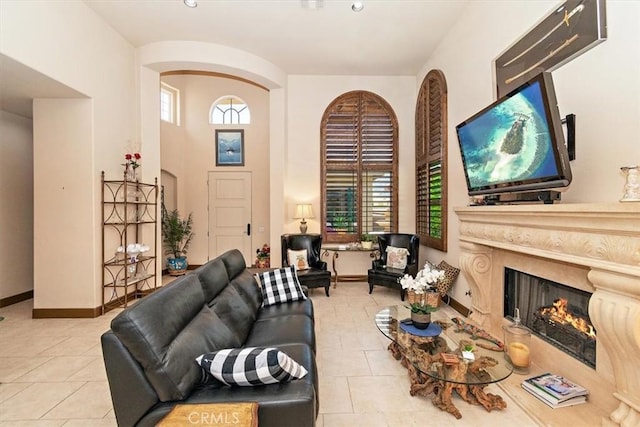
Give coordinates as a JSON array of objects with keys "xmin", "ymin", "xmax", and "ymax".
[
  {"xmin": 495, "ymin": 0, "xmax": 607, "ymax": 98},
  {"xmin": 215, "ymin": 129, "xmax": 245, "ymax": 166}
]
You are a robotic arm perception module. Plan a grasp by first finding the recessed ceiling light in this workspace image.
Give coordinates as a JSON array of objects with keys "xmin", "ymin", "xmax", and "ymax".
[
  {"xmin": 184, "ymin": 0, "xmax": 197, "ymax": 8},
  {"xmin": 301, "ymin": 0, "xmax": 324, "ymax": 9},
  {"xmin": 352, "ymin": 1, "xmax": 364, "ymax": 12}
]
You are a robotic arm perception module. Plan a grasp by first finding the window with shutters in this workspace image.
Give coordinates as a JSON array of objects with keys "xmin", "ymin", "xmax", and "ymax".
[
  {"xmin": 416, "ymin": 70, "xmax": 448, "ymax": 251},
  {"xmin": 321, "ymin": 91, "xmax": 398, "ymax": 244}
]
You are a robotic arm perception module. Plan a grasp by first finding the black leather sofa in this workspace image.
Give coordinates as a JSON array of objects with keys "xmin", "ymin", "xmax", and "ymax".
[{"xmin": 101, "ymin": 249, "xmax": 318, "ymax": 427}]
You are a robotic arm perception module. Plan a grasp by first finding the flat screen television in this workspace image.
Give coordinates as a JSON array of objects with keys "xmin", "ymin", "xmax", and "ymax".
[{"xmin": 456, "ymin": 72, "xmax": 572, "ymax": 197}]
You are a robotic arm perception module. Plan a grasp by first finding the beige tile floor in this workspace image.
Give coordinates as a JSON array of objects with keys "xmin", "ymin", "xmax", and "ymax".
[{"xmin": 0, "ymin": 281, "xmax": 539, "ymax": 426}]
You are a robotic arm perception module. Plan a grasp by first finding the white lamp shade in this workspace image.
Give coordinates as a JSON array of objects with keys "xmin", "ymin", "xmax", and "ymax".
[{"xmin": 294, "ymin": 204, "xmax": 314, "ymax": 219}]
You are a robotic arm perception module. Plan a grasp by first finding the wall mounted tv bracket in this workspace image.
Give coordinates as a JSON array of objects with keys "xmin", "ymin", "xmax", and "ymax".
[{"xmin": 561, "ymin": 113, "xmax": 576, "ymax": 161}]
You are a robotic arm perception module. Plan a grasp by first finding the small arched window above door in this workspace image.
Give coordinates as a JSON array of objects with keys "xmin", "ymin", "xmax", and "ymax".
[{"xmin": 209, "ymin": 96, "xmax": 251, "ymax": 125}]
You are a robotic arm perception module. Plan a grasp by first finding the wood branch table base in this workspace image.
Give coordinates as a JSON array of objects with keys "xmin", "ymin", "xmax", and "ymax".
[{"xmin": 377, "ymin": 307, "xmax": 512, "ymax": 419}]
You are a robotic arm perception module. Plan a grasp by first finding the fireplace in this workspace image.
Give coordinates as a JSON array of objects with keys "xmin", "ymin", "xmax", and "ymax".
[
  {"xmin": 504, "ymin": 268, "xmax": 596, "ymax": 368},
  {"xmin": 455, "ymin": 203, "xmax": 640, "ymax": 426}
]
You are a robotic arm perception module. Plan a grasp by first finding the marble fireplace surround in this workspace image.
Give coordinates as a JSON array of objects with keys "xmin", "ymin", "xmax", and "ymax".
[{"xmin": 455, "ymin": 203, "xmax": 640, "ymax": 426}]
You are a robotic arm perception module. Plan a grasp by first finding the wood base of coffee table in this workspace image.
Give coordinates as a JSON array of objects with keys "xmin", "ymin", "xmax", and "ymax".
[{"xmin": 389, "ymin": 340, "xmax": 507, "ymax": 419}]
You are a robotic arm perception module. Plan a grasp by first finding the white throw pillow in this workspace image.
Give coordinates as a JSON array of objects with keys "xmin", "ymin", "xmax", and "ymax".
[
  {"xmin": 287, "ymin": 249, "xmax": 309, "ymax": 270},
  {"xmin": 386, "ymin": 246, "xmax": 409, "ymax": 270},
  {"xmin": 195, "ymin": 347, "xmax": 308, "ymax": 386}
]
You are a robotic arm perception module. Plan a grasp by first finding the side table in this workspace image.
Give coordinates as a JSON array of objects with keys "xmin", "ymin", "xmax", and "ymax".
[{"xmin": 321, "ymin": 243, "xmax": 379, "ymax": 288}]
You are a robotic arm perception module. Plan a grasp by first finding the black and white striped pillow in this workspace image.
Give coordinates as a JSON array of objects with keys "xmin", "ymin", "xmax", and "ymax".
[
  {"xmin": 195, "ymin": 347, "xmax": 308, "ymax": 386},
  {"xmin": 257, "ymin": 266, "xmax": 307, "ymax": 306}
]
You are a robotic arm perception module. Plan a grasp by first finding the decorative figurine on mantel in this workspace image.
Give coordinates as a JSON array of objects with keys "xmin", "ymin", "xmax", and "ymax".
[{"xmin": 620, "ymin": 166, "xmax": 640, "ymax": 202}]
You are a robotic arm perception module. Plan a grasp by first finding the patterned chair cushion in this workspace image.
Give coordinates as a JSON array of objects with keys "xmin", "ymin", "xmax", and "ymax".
[
  {"xmin": 386, "ymin": 246, "xmax": 409, "ymax": 270},
  {"xmin": 287, "ymin": 249, "xmax": 309, "ymax": 270}
]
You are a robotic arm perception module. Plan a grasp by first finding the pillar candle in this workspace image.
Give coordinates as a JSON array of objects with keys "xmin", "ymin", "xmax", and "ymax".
[{"xmin": 508, "ymin": 342, "xmax": 530, "ymax": 368}]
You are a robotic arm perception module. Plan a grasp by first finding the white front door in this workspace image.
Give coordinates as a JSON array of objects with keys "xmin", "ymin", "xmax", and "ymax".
[{"xmin": 208, "ymin": 171, "xmax": 252, "ymax": 263}]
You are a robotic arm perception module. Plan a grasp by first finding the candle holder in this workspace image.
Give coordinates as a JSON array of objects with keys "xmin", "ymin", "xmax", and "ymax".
[
  {"xmin": 503, "ymin": 308, "xmax": 531, "ymax": 374},
  {"xmin": 620, "ymin": 166, "xmax": 640, "ymax": 202}
]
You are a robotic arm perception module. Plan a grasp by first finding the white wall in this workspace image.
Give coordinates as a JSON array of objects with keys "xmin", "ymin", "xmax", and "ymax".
[
  {"xmin": 0, "ymin": 111, "xmax": 33, "ymax": 300},
  {"xmin": 33, "ymin": 99, "xmax": 93, "ymax": 308},
  {"xmin": 286, "ymin": 75, "xmax": 416, "ymax": 274},
  {"xmin": 1, "ymin": 1, "xmax": 137, "ymax": 310},
  {"xmin": 418, "ymin": 0, "xmax": 640, "ymax": 306}
]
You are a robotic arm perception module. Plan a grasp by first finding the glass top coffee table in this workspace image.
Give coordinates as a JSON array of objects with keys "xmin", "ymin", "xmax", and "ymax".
[{"xmin": 375, "ymin": 305, "xmax": 513, "ymax": 419}]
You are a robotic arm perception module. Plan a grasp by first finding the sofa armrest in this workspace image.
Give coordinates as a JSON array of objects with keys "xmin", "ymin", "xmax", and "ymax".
[
  {"xmin": 101, "ymin": 331, "xmax": 159, "ymax": 427},
  {"xmin": 406, "ymin": 262, "xmax": 419, "ymax": 277}
]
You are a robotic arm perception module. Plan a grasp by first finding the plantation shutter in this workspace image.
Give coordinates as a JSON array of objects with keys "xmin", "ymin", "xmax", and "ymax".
[
  {"xmin": 322, "ymin": 91, "xmax": 398, "ymax": 243},
  {"xmin": 415, "ymin": 70, "xmax": 448, "ymax": 251}
]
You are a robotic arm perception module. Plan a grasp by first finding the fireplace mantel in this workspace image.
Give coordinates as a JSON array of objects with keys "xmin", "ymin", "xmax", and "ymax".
[{"xmin": 455, "ymin": 203, "xmax": 640, "ymax": 427}]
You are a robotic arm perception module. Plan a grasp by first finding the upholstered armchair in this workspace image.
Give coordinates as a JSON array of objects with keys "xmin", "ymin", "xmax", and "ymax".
[
  {"xmin": 281, "ymin": 234, "xmax": 331, "ymax": 297},
  {"xmin": 367, "ymin": 233, "xmax": 420, "ymax": 300}
]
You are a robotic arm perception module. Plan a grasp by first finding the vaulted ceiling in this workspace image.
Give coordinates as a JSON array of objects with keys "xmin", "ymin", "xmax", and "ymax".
[
  {"xmin": 85, "ymin": 0, "xmax": 469, "ymax": 75},
  {"xmin": 1, "ymin": 1, "xmax": 470, "ymax": 118}
]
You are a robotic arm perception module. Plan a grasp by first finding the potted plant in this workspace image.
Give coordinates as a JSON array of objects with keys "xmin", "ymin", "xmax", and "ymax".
[
  {"xmin": 399, "ymin": 262, "xmax": 445, "ymax": 329},
  {"xmin": 253, "ymin": 244, "xmax": 270, "ymax": 268},
  {"xmin": 331, "ymin": 216, "xmax": 349, "ymax": 232},
  {"xmin": 407, "ymin": 302, "xmax": 439, "ymax": 329},
  {"xmin": 360, "ymin": 234, "xmax": 375, "ymax": 249},
  {"xmin": 462, "ymin": 343, "xmax": 475, "ymax": 361},
  {"xmin": 161, "ymin": 205, "xmax": 194, "ymax": 276}
]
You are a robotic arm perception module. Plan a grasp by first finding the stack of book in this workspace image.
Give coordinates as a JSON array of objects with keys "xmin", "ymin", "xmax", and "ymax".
[{"xmin": 522, "ymin": 373, "xmax": 589, "ymax": 408}]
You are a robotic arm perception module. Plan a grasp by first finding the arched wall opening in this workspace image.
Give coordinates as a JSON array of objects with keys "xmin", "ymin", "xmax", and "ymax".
[{"xmin": 138, "ymin": 41, "xmax": 287, "ymax": 269}]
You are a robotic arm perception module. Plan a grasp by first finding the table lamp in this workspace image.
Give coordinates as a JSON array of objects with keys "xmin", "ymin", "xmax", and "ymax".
[{"xmin": 294, "ymin": 204, "xmax": 314, "ymax": 233}]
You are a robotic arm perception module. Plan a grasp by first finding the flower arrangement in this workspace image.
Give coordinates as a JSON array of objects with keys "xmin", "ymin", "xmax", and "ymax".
[
  {"xmin": 116, "ymin": 243, "xmax": 149, "ymax": 263},
  {"xmin": 254, "ymin": 244, "xmax": 270, "ymax": 268},
  {"xmin": 125, "ymin": 152, "xmax": 141, "ymax": 170},
  {"xmin": 399, "ymin": 262, "xmax": 445, "ymax": 314},
  {"xmin": 116, "ymin": 243, "xmax": 150, "ymax": 276}
]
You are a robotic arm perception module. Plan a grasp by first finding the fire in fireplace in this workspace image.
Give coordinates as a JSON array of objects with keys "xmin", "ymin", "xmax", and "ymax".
[{"xmin": 504, "ymin": 269, "xmax": 596, "ymax": 368}]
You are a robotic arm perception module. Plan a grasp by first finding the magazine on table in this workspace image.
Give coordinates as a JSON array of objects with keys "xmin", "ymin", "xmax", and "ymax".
[
  {"xmin": 523, "ymin": 372, "xmax": 589, "ymax": 403},
  {"xmin": 521, "ymin": 384, "xmax": 587, "ymax": 408}
]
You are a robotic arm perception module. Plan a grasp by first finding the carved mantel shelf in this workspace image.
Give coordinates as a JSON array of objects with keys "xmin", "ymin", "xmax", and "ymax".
[
  {"xmin": 455, "ymin": 203, "xmax": 640, "ymax": 427},
  {"xmin": 455, "ymin": 203, "xmax": 640, "ymax": 275}
]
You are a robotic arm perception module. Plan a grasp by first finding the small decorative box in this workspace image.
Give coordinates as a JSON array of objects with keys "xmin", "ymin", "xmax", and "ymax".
[{"xmin": 440, "ymin": 353, "xmax": 459, "ymax": 365}]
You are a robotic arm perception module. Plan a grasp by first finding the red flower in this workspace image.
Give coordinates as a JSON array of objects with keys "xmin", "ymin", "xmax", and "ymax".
[
  {"xmin": 134, "ymin": 153, "xmax": 141, "ymax": 159},
  {"xmin": 125, "ymin": 154, "xmax": 132, "ymax": 160}
]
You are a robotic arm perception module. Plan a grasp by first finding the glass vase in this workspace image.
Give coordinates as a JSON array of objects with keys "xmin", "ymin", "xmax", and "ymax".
[{"xmin": 126, "ymin": 166, "xmax": 137, "ymax": 182}]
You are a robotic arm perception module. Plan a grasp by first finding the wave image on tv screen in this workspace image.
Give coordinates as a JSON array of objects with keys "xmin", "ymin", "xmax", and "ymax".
[{"xmin": 458, "ymin": 82, "xmax": 560, "ymax": 190}]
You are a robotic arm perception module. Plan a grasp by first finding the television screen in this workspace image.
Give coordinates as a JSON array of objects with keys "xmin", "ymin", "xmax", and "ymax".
[{"xmin": 456, "ymin": 72, "xmax": 572, "ymax": 197}]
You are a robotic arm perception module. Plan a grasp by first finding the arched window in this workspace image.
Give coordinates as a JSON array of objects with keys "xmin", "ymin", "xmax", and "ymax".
[
  {"xmin": 321, "ymin": 91, "xmax": 398, "ymax": 243},
  {"xmin": 209, "ymin": 96, "xmax": 251, "ymax": 125},
  {"xmin": 415, "ymin": 69, "xmax": 448, "ymax": 251}
]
